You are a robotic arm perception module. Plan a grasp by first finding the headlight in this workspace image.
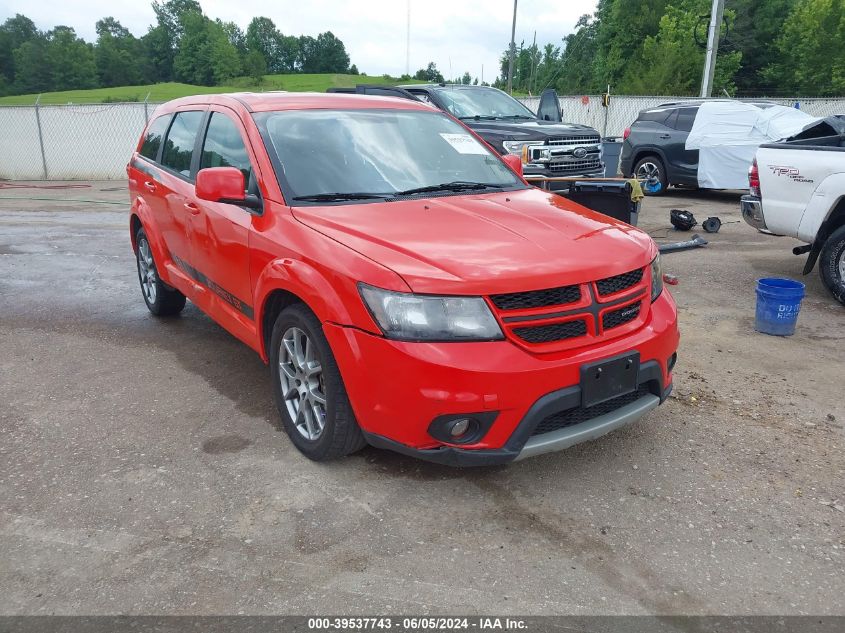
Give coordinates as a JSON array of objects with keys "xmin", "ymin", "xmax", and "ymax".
[
  {"xmin": 650, "ymin": 254, "xmax": 664, "ymax": 302},
  {"xmin": 359, "ymin": 284, "xmax": 504, "ymax": 341},
  {"xmin": 502, "ymin": 140, "xmax": 532, "ymax": 155}
]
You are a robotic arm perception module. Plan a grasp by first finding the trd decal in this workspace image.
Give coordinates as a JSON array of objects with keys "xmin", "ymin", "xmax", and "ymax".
[
  {"xmin": 171, "ymin": 253, "xmax": 254, "ymax": 320},
  {"xmin": 767, "ymin": 165, "xmax": 814, "ymax": 184}
]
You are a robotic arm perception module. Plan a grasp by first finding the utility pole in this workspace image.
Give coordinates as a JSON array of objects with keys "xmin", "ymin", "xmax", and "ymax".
[
  {"xmin": 507, "ymin": 0, "xmax": 517, "ymax": 94},
  {"xmin": 699, "ymin": 0, "xmax": 724, "ymax": 98},
  {"xmin": 529, "ymin": 30, "xmax": 537, "ymax": 95},
  {"xmin": 405, "ymin": 0, "xmax": 411, "ymax": 77}
]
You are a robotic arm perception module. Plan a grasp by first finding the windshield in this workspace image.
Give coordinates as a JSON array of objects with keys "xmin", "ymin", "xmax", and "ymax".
[
  {"xmin": 433, "ymin": 87, "xmax": 536, "ymax": 120},
  {"xmin": 254, "ymin": 109, "xmax": 524, "ymax": 203}
]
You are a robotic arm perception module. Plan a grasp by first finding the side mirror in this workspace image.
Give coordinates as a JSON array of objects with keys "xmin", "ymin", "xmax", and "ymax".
[
  {"xmin": 502, "ymin": 153, "xmax": 523, "ymax": 178},
  {"xmin": 537, "ymin": 88, "xmax": 562, "ymax": 123},
  {"xmin": 196, "ymin": 167, "xmax": 261, "ymax": 210}
]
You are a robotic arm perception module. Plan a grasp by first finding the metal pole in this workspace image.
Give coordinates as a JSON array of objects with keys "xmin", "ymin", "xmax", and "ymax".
[
  {"xmin": 34, "ymin": 94, "xmax": 48, "ymax": 181},
  {"xmin": 405, "ymin": 0, "xmax": 410, "ymax": 77},
  {"xmin": 143, "ymin": 92, "xmax": 151, "ymax": 123},
  {"xmin": 507, "ymin": 0, "xmax": 517, "ymax": 94},
  {"xmin": 603, "ymin": 84, "xmax": 610, "ymax": 137},
  {"xmin": 700, "ymin": 0, "xmax": 724, "ymax": 98}
]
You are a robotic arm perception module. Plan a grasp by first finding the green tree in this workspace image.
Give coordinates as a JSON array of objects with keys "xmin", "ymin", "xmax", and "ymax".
[
  {"xmin": 46, "ymin": 26, "xmax": 97, "ymax": 90},
  {"xmin": 766, "ymin": 0, "xmax": 845, "ymax": 96},
  {"xmin": 95, "ymin": 17, "xmax": 145, "ymax": 87},
  {"xmin": 174, "ymin": 11, "xmax": 240, "ymax": 86},
  {"xmin": 593, "ymin": 0, "xmax": 669, "ymax": 87},
  {"xmin": 297, "ymin": 31, "xmax": 350, "ymax": 73},
  {"xmin": 244, "ymin": 50, "xmax": 266, "ymax": 83},
  {"xmin": 0, "ymin": 14, "xmax": 38, "ymax": 84},
  {"xmin": 622, "ymin": 0, "xmax": 741, "ymax": 95},
  {"xmin": 12, "ymin": 36, "xmax": 52, "ymax": 93},
  {"xmin": 461, "ymin": 71, "xmax": 471, "ymax": 85},
  {"xmin": 349, "ymin": 63, "xmax": 359, "ymax": 75},
  {"xmin": 246, "ymin": 17, "xmax": 281, "ymax": 71},
  {"xmin": 148, "ymin": 0, "xmax": 203, "ymax": 80},
  {"xmin": 413, "ymin": 62, "xmax": 444, "ymax": 82},
  {"xmin": 729, "ymin": 0, "xmax": 794, "ymax": 95}
]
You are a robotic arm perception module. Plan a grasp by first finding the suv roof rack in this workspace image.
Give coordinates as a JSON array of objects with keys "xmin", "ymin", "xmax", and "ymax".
[{"xmin": 326, "ymin": 85, "xmax": 420, "ymax": 102}]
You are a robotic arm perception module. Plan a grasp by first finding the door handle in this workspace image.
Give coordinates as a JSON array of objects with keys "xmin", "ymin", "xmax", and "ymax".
[
  {"xmin": 184, "ymin": 202, "xmax": 201, "ymax": 215},
  {"xmin": 658, "ymin": 134, "xmax": 671, "ymax": 139},
  {"xmin": 143, "ymin": 181, "xmax": 157, "ymax": 193}
]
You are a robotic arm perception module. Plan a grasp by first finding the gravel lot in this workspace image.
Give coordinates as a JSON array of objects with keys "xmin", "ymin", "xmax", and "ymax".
[{"xmin": 1, "ymin": 182, "xmax": 843, "ymax": 615}]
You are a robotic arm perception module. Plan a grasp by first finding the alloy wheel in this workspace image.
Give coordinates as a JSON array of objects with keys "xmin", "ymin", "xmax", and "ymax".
[
  {"xmin": 278, "ymin": 326, "xmax": 327, "ymax": 440},
  {"xmin": 137, "ymin": 237, "xmax": 157, "ymax": 304},
  {"xmin": 636, "ymin": 161, "xmax": 661, "ymax": 181}
]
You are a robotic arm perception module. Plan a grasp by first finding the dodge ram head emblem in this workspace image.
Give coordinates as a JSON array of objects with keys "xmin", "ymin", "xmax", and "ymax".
[{"xmin": 573, "ymin": 147, "xmax": 588, "ymax": 159}]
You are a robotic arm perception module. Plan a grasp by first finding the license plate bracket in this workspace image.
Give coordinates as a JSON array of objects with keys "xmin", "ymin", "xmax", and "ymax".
[{"xmin": 580, "ymin": 352, "xmax": 640, "ymax": 408}]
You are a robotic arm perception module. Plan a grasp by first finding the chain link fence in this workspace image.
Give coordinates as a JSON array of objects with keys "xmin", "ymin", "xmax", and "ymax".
[
  {"xmin": 0, "ymin": 101, "xmax": 158, "ymax": 180},
  {"xmin": 1, "ymin": 96, "xmax": 844, "ymax": 180},
  {"xmin": 520, "ymin": 95, "xmax": 845, "ymax": 138}
]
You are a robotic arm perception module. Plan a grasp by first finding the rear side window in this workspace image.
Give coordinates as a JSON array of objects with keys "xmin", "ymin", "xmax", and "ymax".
[
  {"xmin": 675, "ymin": 108, "xmax": 697, "ymax": 132},
  {"xmin": 139, "ymin": 115, "xmax": 171, "ymax": 161},
  {"xmin": 161, "ymin": 111, "xmax": 205, "ymax": 178},
  {"xmin": 637, "ymin": 110, "xmax": 671, "ymax": 124},
  {"xmin": 200, "ymin": 113, "xmax": 252, "ymax": 189}
]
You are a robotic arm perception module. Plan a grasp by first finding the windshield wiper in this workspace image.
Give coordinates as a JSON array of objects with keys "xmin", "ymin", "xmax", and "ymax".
[
  {"xmin": 459, "ymin": 115, "xmax": 500, "ymax": 121},
  {"xmin": 501, "ymin": 114, "xmax": 535, "ymax": 120},
  {"xmin": 292, "ymin": 192, "xmax": 393, "ymax": 202},
  {"xmin": 395, "ymin": 181, "xmax": 507, "ymax": 196}
]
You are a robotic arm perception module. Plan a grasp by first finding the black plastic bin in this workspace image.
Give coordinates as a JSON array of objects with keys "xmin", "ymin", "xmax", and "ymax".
[{"xmin": 566, "ymin": 180, "xmax": 639, "ymax": 226}]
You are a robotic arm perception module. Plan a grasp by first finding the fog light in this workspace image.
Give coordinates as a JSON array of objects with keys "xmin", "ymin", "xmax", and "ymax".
[{"xmin": 449, "ymin": 418, "xmax": 471, "ymax": 437}]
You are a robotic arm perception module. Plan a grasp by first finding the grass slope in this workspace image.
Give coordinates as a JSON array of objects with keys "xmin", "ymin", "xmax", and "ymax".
[{"xmin": 0, "ymin": 73, "xmax": 425, "ymax": 105}]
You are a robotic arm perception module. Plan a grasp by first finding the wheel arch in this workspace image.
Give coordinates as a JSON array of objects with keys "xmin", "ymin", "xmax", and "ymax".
[
  {"xmin": 253, "ymin": 258, "xmax": 381, "ymax": 363},
  {"xmin": 804, "ymin": 197, "xmax": 845, "ymax": 274}
]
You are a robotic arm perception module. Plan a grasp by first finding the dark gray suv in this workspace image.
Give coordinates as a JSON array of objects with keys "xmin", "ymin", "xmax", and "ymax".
[
  {"xmin": 619, "ymin": 102, "xmax": 702, "ymax": 194},
  {"xmin": 620, "ymin": 99, "xmax": 774, "ymax": 194}
]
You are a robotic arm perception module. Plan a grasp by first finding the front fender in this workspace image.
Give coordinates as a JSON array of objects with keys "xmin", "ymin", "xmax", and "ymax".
[{"xmin": 253, "ymin": 257, "xmax": 397, "ymax": 362}]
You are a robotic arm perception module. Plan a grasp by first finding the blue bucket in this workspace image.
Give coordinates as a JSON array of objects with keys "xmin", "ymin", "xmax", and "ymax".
[{"xmin": 755, "ymin": 278, "xmax": 806, "ymax": 336}]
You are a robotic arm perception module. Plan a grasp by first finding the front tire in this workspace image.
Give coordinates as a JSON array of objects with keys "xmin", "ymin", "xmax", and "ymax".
[
  {"xmin": 270, "ymin": 303, "xmax": 366, "ymax": 461},
  {"xmin": 135, "ymin": 227, "xmax": 186, "ymax": 316},
  {"xmin": 819, "ymin": 225, "xmax": 845, "ymax": 306},
  {"xmin": 633, "ymin": 156, "xmax": 668, "ymax": 196}
]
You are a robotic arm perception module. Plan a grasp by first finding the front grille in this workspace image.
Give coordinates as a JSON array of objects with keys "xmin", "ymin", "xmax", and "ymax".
[
  {"xmin": 603, "ymin": 301, "xmax": 641, "ymax": 330},
  {"xmin": 547, "ymin": 135, "xmax": 601, "ymax": 146},
  {"xmin": 490, "ymin": 285, "xmax": 581, "ymax": 311},
  {"xmin": 531, "ymin": 386, "xmax": 650, "ymax": 436},
  {"xmin": 514, "ymin": 319, "xmax": 587, "ymax": 344},
  {"xmin": 549, "ymin": 158, "xmax": 602, "ymax": 174},
  {"xmin": 596, "ymin": 268, "xmax": 643, "ymax": 296}
]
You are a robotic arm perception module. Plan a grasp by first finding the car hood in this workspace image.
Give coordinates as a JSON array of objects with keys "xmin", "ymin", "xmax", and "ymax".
[
  {"xmin": 291, "ymin": 188, "xmax": 655, "ymax": 295},
  {"xmin": 465, "ymin": 119, "xmax": 600, "ymax": 140}
]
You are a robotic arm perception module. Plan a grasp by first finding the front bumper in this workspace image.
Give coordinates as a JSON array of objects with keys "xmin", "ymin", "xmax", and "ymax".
[
  {"xmin": 741, "ymin": 195, "xmax": 767, "ymax": 231},
  {"xmin": 324, "ymin": 291, "xmax": 678, "ymax": 466}
]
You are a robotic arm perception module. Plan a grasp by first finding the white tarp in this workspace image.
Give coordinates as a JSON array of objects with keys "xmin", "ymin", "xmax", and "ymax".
[{"xmin": 685, "ymin": 101, "xmax": 819, "ymax": 189}]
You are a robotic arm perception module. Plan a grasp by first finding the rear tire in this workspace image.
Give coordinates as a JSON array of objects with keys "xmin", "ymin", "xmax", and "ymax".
[
  {"xmin": 633, "ymin": 156, "xmax": 668, "ymax": 196},
  {"xmin": 819, "ymin": 225, "xmax": 845, "ymax": 306},
  {"xmin": 134, "ymin": 227, "xmax": 186, "ymax": 316},
  {"xmin": 269, "ymin": 303, "xmax": 367, "ymax": 461}
]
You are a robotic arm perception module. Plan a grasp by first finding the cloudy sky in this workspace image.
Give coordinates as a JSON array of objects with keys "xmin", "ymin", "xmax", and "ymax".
[{"xmin": 0, "ymin": 0, "xmax": 598, "ymax": 81}]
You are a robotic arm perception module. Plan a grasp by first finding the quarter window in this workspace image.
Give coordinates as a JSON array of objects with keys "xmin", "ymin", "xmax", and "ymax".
[
  {"xmin": 161, "ymin": 111, "xmax": 205, "ymax": 178},
  {"xmin": 200, "ymin": 113, "xmax": 253, "ymax": 190},
  {"xmin": 139, "ymin": 115, "xmax": 171, "ymax": 161}
]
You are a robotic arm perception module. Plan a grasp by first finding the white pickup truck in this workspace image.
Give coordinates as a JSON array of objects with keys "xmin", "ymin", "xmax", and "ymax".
[{"xmin": 742, "ymin": 138, "xmax": 845, "ymax": 306}]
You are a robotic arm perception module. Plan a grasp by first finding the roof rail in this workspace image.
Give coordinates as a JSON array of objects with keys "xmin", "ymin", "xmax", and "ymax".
[{"xmin": 326, "ymin": 85, "xmax": 420, "ymax": 102}]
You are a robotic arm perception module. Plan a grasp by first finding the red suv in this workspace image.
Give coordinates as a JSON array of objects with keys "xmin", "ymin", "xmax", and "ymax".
[{"xmin": 127, "ymin": 92, "xmax": 678, "ymax": 466}]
